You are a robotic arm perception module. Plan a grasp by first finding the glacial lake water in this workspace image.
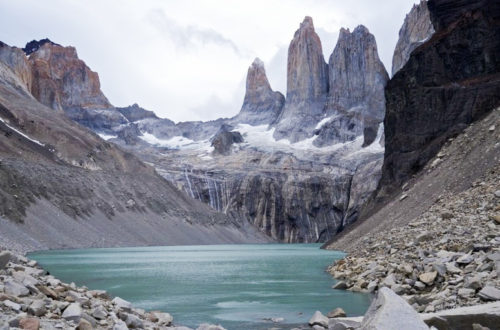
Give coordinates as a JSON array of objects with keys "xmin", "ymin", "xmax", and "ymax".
[{"xmin": 29, "ymin": 244, "xmax": 371, "ymax": 329}]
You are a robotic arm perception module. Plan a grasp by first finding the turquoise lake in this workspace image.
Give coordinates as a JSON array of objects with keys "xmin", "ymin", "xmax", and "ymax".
[{"xmin": 29, "ymin": 244, "xmax": 371, "ymax": 329}]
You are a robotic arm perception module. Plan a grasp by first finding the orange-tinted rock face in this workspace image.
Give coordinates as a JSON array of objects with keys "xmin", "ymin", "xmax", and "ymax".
[
  {"xmin": 28, "ymin": 43, "xmax": 112, "ymax": 112},
  {"xmin": 0, "ymin": 42, "xmax": 33, "ymax": 94}
]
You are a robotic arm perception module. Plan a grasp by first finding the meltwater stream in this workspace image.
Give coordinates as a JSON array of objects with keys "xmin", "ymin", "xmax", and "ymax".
[{"xmin": 29, "ymin": 244, "xmax": 371, "ymax": 329}]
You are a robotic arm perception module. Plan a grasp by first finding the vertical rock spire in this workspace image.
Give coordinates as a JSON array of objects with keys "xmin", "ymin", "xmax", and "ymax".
[
  {"xmin": 273, "ymin": 16, "xmax": 329, "ymax": 142},
  {"xmin": 234, "ymin": 58, "xmax": 285, "ymax": 125}
]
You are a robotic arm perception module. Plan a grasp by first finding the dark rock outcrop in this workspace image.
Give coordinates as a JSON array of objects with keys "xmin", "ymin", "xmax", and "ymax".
[
  {"xmin": 273, "ymin": 16, "xmax": 329, "ymax": 142},
  {"xmin": 392, "ymin": 1, "xmax": 434, "ymax": 76},
  {"xmin": 315, "ymin": 25, "xmax": 388, "ymax": 147},
  {"xmin": 233, "ymin": 58, "xmax": 284, "ymax": 126},
  {"xmin": 379, "ymin": 0, "xmax": 500, "ymax": 197},
  {"xmin": 117, "ymin": 103, "xmax": 158, "ymax": 122},
  {"xmin": 22, "ymin": 38, "xmax": 60, "ymax": 56},
  {"xmin": 210, "ymin": 125, "xmax": 243, "ymax": 155}
]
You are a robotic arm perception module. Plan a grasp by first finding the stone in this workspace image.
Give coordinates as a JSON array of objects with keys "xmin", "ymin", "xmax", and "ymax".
[
  {"xmin": 91, "ymin": 305, "xmax": 107, "ymax": 320},
  {"xmin": 332, "ymin": 281, "xmax": 348, "ymax": 290},
  {"xmin": 328, "ymin": 317, "xmax": 362, "ymax": 330},
  {"xmin": 458, "ymin": 288, "xmax": 475, "ymax": 298},
  {"xmin": 416, "ymin": 231, "xmax": 433, "ymax": 242},
  {"xmin": 490, "ymin": 214, "xmax": 500, "ymax": 225},
  {"xmin": 4, "ymin": 279, "xmax": 30, "ymax": 297},
  {"xmin": 464, "ymin": 275, "xmax": 483, "ymax": 290},
  {"xmin": 361, "ymin": 288, "xmax": 429, "ymax": 329},
  {"xmin": 210, "ymin": 125, "xmax": 244, "ymax": 156},
  {"xmin": 327, "ymin": 308, "xmax": 347, "ymax": 318},
  {"xmin": 477, "ymin": 286, "xmax": 500, "ymax": 301},
  {"xmin": 382, "ymin": 274, "xmax": 397, "ymax": 287},
  {"xmin": 308, "ymin": 311, "xmax": 329, "ymax": 328},
  {"xmin": 112, "ymin": 297, "xmax": 132, "ymax": 312},
  {"xmin": 62, "ymin": 303, "xmax": 82, "ymax": 322},
  {"xmin": 76, "ymin": 318, "xmax": 93, "ymax": 330},
  {"xmin": 122, "ymin": 313, "xmax": 143, "ymax": 328},
  {"xmin": 494, "ymin": 190, "xmax": 500, "ymax": 198},
  {"xmin": 112, "ymin": 320, "xmax": 128, "ymax": 330},
  {"xmin": 19, "ymin": 318, "xmax": 40, "ymax": 330},
  {"xmin": 445, "ymin": 263, "xmax": 462, "ymax": 274},
  {"xmin": 457, "ymin": 254, "xmax": 474, "ymax": 265},
  {"xmin": 150, "ymin": 311, "xmax": 173, "ymax": 326},
  {"xmin": 419, "ymin": 271, "xmax": 437, "ymax": 285},
  {"xmin": 0, "ymin": 251, "xmax": 12, "ymax": 269},
  {"xmin": 28, "ymin": 300, "xmax": 46, "ymax": 317},
  {"xmin": 3, "ymin": 299, "xmax": 22, "ymax": 311},
  {"xmin": 36, "ymin": 285, "xmax": 58, "ymax": 299}
]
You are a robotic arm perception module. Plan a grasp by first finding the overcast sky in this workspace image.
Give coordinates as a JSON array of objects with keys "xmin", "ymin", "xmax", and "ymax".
[{"xmin": 0, "ymin": 0, "xmax": 418, "ymax": 122}]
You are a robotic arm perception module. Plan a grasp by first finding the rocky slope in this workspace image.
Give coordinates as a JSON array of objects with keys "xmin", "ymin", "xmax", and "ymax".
[
  {"xmin": 391, "ymin": 0, "xmax": 434, "ymax": 76},
  {"xmin": 0, "ymin": 42, "xmax": 269, "ymax": 253},
  {"xmin": 0, "ymin": 250, "xmax": 226, "ymax": 330}
]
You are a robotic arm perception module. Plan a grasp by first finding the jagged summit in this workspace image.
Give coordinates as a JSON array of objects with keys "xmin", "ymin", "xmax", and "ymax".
[
  {"xmin": 273, "ymin": 16, "xmax": 329, "ymax": 142},
  {"xmin": 233, "ymin": 57, "xmax": 285, "ymax": 126},
  {"xmin": 22, "ymin": 38, "xmax": 61, "ymax": 56}
]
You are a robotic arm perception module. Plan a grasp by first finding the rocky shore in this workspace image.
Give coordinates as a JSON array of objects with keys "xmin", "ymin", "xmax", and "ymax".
[
  {"xmin": 0, "ymin": 250, "xmax": 225, "ymax": 330},
  {"xmin": 326, "ymin": 161, "xmax": 500, "ymax": 324}
]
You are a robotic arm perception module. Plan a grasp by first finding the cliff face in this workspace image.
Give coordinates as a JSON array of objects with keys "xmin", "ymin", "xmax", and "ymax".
[
  {"xmin": 391, "ymin": 0, "xmax": 434, "ymax": 76},
  {"xmin": 234, "ymin": 58, "xmax": 285, "ymax": 126},
  {"xmin": 316, "ymin": 26, "xmax": 389, "ymax": 147},
  {"xmin": 26, "ymin": 40, "xmax": 128, "ymax": 129},
  {"xmin": 379, "ymin": 0, "xmax": 500, "ymax": 197},
  {"xmin": 0, "ymin": 42, "xmax": 32, "ymax": 94},
  {"xmin": 273, "ymin": 16, "xmax": 329, "ymax": 142}
]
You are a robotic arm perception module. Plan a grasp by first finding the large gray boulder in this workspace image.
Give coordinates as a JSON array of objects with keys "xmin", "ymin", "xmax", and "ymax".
[
  {"xmin": 360, "ymin": 287, "xmax": 429, "ymax": 329},
  {"xmin": 62, "ymin": 303, "xmax": 82, "ymax": 322},
  {"xmin": 422, "ymin": 301, "xmax": 500, "ymax": 330},
  {"xmin": 4, "ymin": 279, "xmax": 30, "ymax": 297},
  {"xmin": 0, "ymin": 250, "xmax": 12, "ymax": 269}
]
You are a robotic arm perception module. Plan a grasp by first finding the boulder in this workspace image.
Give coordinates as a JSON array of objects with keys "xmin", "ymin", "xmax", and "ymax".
[
  {"xmin": 28, "ymin": 300, "xmax": 46, "ymax": 317},
  {"xmin": 4, "ymin": 279, "xmax": 30, "ymax": 297},
  {"xmin": 308, "ymin": 311, "xmax": 329, "ymax": 328},
  {"xmin": 332, "ymin": 281, "xmax": 348, "ymax": 290},
  {"xmin": 76, "ymin": 318, "xmax": 93, "ymax": 330},
  {"xmin": 150, "ymin": 311, "xmax": 173, "ymax": 326},
  {"xmin": 0, "ymin": 251, "xmax": 12, "ymax": 269},
  {"xmin": 3, "ymin": 299, "xmax": 22, "ymax": 311},
  {"xmin": 478, "ymin": 287, "xmax": 500, "ymax": 301},
  {"xmin": 112, "ymin": 296, "xmax": 132, "ymax": 312},
  {"xmin": 422, "ymin": 301, "xmax": 500, "ymax": 330},
  {"xmin": 92, "ymin": 305, "xmax": 107, "ymax": 320},
  {"xmin": 19, "ymin": 317, "xmax": 40, "ymax": 330},
  {"xmin": 360, "ymin": 287, "xmax": 429, "ymax": 329},
  {"xmin": 419, "ymin": 271, "xmax": 437, "ymax": 285},
  {"xmin": 62, "ymin": 303, "xmax": 82, "ymax": 322},
  {"xmin": 328, "ymin": 307, "xmax": 347, "ymax": 318}
]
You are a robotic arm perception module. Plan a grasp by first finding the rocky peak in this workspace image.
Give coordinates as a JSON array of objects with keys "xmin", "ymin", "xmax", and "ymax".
[
  {"xmin": 286, "ymin": 16, "xmax": 329, "ymax": 102},
  {"xmin": 392, "ymin": 0, "xmax": 434, "ymax": 76},
  {"xmin": 117, "ymin": 103, "xmax": 158, "ymax": 122},
  {"xmin": 314, "ymin": 25, "xmax": 388, "ymax": 147},
  {"xmin": 28, "ymin": 41, "xmax": 112, "ymax": 112},
  {"xmin": 273, "ymin": 16, "xmax": 329, "ymax": 142},
  {"xmin": 234, "ymin": 58, "xmax": 285, "ymax": 126}
]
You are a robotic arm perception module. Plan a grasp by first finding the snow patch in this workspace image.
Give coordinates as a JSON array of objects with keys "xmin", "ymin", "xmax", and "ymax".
[
  {"xmin": 97, "ymin": 133, "xmax": 117, "ymax": 141},
  {"xmin": 140, "ymin": 133, "xmax": 214, "ymax": 153},
  {"xmin": 315, "ymin": 116, "xmax": 334, "ymax": 130},
  {"xmin": 0, "ymin": 117, "xmax": 45, "ymax": 146}
]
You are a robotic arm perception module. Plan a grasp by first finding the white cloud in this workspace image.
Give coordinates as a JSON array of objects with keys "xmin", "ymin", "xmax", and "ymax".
[{"xmin": 0, "ymin": 0, "xmax": 419, "ymax": 122}]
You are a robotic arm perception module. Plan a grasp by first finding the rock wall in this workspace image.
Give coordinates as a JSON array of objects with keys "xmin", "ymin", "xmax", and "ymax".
[
  {"xmin": 391, "ymin": 0, "xmax": 434, "ymax": 76},
  {"xmin": 379, "ymin": 0, "xmax": 500, "ymax": 197}
]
